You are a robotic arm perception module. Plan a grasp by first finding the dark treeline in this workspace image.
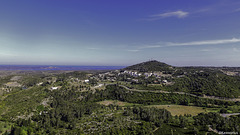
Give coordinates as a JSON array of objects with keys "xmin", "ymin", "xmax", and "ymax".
[
  {"xmin": 194, "ymin": 112, "xmax": 240, "ymax": 133},
  {"xmin": 167, "ymin": 71, "xmax": 240, "ymax": 98}
]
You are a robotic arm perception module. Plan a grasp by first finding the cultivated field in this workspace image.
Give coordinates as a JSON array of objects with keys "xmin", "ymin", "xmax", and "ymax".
[{"xmin": 148, "ymin": 105, "xmax": 206, "ymax": 116}]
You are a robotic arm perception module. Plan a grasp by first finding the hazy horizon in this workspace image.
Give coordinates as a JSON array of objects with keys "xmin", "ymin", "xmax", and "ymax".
[
  {"xmin": 1, "ymin": 0, "xmax": 240, "ymax": 66},
  {"xmin": 1, "ymin": 60, "xmax": 240, "ymax": 67}
]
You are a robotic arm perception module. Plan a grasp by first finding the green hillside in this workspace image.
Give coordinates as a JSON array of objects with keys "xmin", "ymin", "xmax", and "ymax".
[
  {"xmin": 122, "ymin": 61, "xmax": 240, "ymax": 98},
  {"xmin": 124, "ymin": 60, "xmax": 173, "ymax": 72}
]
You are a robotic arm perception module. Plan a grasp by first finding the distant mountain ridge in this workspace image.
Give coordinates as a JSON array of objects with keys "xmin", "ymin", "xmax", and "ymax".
[{"xmin": 124, "ymin": 60, "xmax": 173, "ymax": 72}]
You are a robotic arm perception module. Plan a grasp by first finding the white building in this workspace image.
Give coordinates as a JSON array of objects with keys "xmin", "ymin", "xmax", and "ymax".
[{"xmin": 51, "ymin": 87, "xmax": 58, "ymax": 90}]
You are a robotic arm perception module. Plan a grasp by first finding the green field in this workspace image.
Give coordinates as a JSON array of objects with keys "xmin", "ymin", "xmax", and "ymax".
[{"xmin": 148, "ymin": 105, "xmax": 206, "ymax": 116}]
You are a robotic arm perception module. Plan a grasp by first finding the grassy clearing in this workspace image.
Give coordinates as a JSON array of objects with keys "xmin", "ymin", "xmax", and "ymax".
[
  {"xmin": 97, "ymin": 100, "xmax": 141, "ymax": 107},
  {"xmin": 148, "ymin": 105, "xmax": 206, "ymax": 116},
  {"xmin": 5, "ymin": 82, "xmax": 21, "ymax": 87}
]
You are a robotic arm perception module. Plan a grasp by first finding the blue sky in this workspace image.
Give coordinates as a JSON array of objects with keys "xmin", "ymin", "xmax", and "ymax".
[{"xmin": 1, "ymin": 0, "xmax": 240, "ymax": 66}]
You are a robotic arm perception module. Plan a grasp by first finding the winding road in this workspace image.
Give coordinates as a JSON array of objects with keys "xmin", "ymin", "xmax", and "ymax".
[{"xmin": 118, "ymin": 85, "xmax": 240, "ymax": 102}]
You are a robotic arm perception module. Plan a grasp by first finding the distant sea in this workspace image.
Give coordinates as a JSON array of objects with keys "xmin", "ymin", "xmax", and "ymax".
[{"xmin": 0, "ymin": 65, "xmax": 126, "ymax": 71}]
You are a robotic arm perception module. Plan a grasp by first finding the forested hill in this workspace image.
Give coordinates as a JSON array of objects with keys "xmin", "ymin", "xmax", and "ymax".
[
  {"xmin": 123, "ymin": 60, "xmax": 173, "ymax": 72},
  {"xmin": 121, "ymin": 60, "xmax": 240, "ymax": 98}
]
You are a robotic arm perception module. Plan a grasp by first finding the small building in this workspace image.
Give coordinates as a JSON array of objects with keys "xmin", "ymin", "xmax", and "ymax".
[
  {"xmin": 37, "ymin": 82, "xmax": 43, "ymax": 86},
  {"xmin": 163, "ymin": 80, "xmax": 168, "ymax": 83},
  {"xmin": 51, "ymin": 87, "xmax": 58, "ymax": 90}
]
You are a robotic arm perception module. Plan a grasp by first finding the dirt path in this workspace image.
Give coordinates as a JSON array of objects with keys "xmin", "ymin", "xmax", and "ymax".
[{"xmin": 220, "ymin": 113, "xmax": 240, "ymax": 117}]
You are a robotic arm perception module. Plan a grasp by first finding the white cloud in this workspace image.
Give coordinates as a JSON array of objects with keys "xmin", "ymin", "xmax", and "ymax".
[
  {"xmin": 200, "ymin": 49, "xmax": 211, "ymax": 52},
  {"xmin": 168, "ymin": 38, "xmax": 240, "ymax": 46},
  {"xmin": 151, "ymin": 10, "xmax": 188, "ymax": 20},
  {"xmin": 142, "ymin": 10, "xmax": 189, "ymax": 21},
  {"xmin": 87, "ymin": 47, "xmax": 100, "ymax": 50},
  {"xmin": 153, "ymin": 10, "xmax": 189, "ymax": 18},
  {"xmin": 141, "ymin": 38, "xmax": 240, "ymax": 48},
  {"xmin": 234, "ymin": 8, "xmax": 240, "ymax": 12},
  {"xmin": 127, "ymin": 49, "xmax": 140, "ymax": 52}
]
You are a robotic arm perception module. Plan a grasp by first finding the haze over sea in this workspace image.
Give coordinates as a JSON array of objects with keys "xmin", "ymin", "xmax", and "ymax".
[{"xmin": 0, "ymin": 65, "xmax": 125, "ymax": 71}]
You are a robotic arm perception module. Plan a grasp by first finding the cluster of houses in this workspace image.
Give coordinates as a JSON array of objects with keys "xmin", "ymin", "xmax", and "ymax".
[
  {"xmin": 37, "ymin": 69, "xmax": 177, "ymax": 91},
  {"xmin": 120, "ymin": 70, "xmax": 172, "ymax": 78},
  {"xmin": 93, "ymin": 70, "xmax": 173, "ymax": 85},
  {"xmin": 122, "ymin": 70, "xmax": 142, "ymax": 77}
]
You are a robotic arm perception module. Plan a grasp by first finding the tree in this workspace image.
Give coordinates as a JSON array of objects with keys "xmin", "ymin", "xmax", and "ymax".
[{"xmin": 220, "ymin": 108, "xmax": 227, "ymax": 113}]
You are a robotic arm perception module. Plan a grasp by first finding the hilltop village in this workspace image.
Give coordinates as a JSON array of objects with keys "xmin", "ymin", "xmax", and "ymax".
[{"xmin": 95, "ymin": 69, "xmax": 173, "ymax": 85}]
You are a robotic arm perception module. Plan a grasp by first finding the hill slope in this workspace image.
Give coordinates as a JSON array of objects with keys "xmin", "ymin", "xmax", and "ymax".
[{"xmin": 124, "ymin": 60, "xmax": 173, "ymax": 72}]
